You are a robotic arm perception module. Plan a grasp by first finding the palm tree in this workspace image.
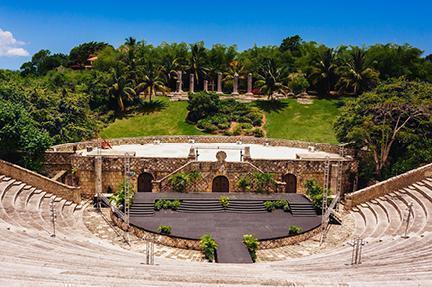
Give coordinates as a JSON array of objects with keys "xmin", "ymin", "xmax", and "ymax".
[
  {"xmin": 338, "ymin": 47, "xmax": 380, "ymax": 95},
  {"xmin": 255, "ymin": 59, "xmax": 288, "ymax": 100},
  {"xmin": 106, "ymin": 67, "xmax": 135, "ymax": 113},
  {"xmin": 189, "ymin": 42, "xmax": 209, "ymax": 85},
  {"xmin": 134, "ymin": 63, "xmax": 169, "ymax": 102},
  {"xmin": 310, "ymin": 48, "xmax": 339, "ymax": 96}
]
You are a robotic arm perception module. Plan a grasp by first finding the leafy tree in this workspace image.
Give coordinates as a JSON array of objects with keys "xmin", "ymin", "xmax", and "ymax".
[
  {"xmin": 69, "ymin": 41, "xmax": 109, "ymax": 68},
  {"xmin": 106, "ymin": 67, "xmax": 135, "ymax": 112},
  {"xmin": 20, "ymin": 49, "xmax": 68, "ymax": 76},
  {"xmin": 310, "ymin": 48, "xmax": 339, "ymax": 96},
  {"xmin": 334, "ymin": 79, "xmax": 432, "ymax": 179},
  {"xmin": 337, "ymin": 47, "xmax": 380, "ymax": 95},
  {"xmin": 0, "ymin": 99, "xmax": 52, "ymax": 170},
  {"xmin": 279, "ymin": 35, "xmax": 303, "ymax": 56},
  {"xmin": 255, "ymin": 59, "xmax": 288, "ymax": 99},
  {"xmin": 189, "ymin": 42, "xmax": 209, "ymax": 86},
  {"xmin": 288, "ymin": 72, "xmax": 310, "ymax": 94},
  {"xmin": 134, "ymin": 62, "xmax": 169, "ymax": 102}
]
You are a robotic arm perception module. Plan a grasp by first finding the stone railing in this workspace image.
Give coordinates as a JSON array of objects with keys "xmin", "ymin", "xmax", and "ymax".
[
  {"xmin": 49, "ymin": 135, "xmax": 350, "ymax": 156},
  {"xmin": 0, "ymin": 159, "xmax": 81, "ymax": 203},
  {"xmin": 344, "ymin": 163, "xmax": 432, "ymax": 210}
]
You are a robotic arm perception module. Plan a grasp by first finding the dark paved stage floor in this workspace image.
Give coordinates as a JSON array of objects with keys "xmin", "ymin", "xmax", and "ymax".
[{"xmin": 129, "ymin": 192, "xmax": 321, "ymax": 263}]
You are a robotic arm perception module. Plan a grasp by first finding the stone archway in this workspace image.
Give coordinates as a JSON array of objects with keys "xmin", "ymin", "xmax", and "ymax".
[
  {"xmin": 212, "ymin": 176, "xmax": 229, "ymax": 193},
  {"xmin": 138, "ymin": 172, "xmax": 154, "ymax": 192},
  {"xmin": 282, "ymin": 173, "xmax": 297, "ymax": 193}
]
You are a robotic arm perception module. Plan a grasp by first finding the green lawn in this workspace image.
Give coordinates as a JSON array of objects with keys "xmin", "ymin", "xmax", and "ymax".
[
  {"xmin": 101, "ymin": 97, "xmax": 345, "ymax": 144},
  {"xmin": 101, "ymin": 97, "xmax": 204, "ymax": 138},
  {"xmin": 258, "ymin": 99, "xmax": 343, "ymax": 144}
]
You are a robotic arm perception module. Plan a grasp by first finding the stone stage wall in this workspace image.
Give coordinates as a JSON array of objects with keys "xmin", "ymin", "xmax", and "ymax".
[{"xmin": 44, "ymin": 136, "xmax": 356, "ymax": 198}]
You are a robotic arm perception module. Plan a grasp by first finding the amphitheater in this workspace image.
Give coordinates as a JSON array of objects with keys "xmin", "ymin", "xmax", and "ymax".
[{"xmin": 0, "ymin": 135, "xmax": 432, "ymax": 286}]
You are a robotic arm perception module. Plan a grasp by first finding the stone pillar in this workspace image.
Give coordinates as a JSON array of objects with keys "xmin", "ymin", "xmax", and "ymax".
[
  {"xmin": 189, "ymin": 74, "xmax": 195, "ymax": 93},
  {"xmin": 243, "ymin": 146, "xmax": 251, "ymax": 161},
  {"xmin": 203, "ymin": 79, "xmax": 208, "ymax": 92},
  {"xmin": 176, "ymin": 70, "xmax": 183, "ymax": 93},
  {"xmin": 95, "ymin": 156, "xmax": 103, "ymax": 196},
  {"xmin": 246, "ymin": 73, "xmax": 253, "ymax": 96},
  {"xmin": 216, "ymin": 72, "xmax": 223, "ymax": 94},
  {"xmin": 232, "ymin": 73, "xmax": 239, "ymax": 96},
  {"xmin": 188, "ymin": 147, "xmax": 196, "ymax": 160}
]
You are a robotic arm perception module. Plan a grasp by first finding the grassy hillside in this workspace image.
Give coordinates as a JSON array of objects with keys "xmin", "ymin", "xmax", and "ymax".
[
  {"xmin": 101, "ymin": 97, "xmax": 204, "ymax": 138},
  {"xmin": 256, "ymin": 99, "xmax": 343, "ymax": 144},
  {"xmin": 101, "ymin": 97, "xmax": 345, "ymax": 144}
]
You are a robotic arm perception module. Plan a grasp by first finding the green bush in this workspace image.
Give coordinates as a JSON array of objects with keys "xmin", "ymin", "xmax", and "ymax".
[
  {"xmin": 158, "ymin": 225, "xmax": 172, "ymax": 235},
  {"xmin": 219, "ymin": 196, "xmax": 230, "ymax": 208},
  {"xmin": 243, "ymin": 234, "xmax": 259, "ymax": 262},
  {"xmin": 237, "ymin": 176, "xmax": 252, "ymax": 192},
  {"xmin": 252, "ymin": 172, "xmax": 277, "ymax": 193},
  {"xmin": 253, "ymin": 128, "xmax": 265, "ymax": 138},
  {"xmin": 263, "ymin": 200, "xmax": 290, "ymax": 212},
  {"xmin": 304, "ymin": 179, "xmax": 330, "ymax": 212},
  {"xmin": 109, "ymin": 180, "xmax": 134, "ymax": 209},
  {"xmin": 263, "ymin": 201, "xmax": 275, "ymax": 212},
  {"xmin": 288, "ymin": 225, "xmax": 303, "ymax": 235},
  {"xmin": 169, "ymin": 171, "xmax": 202, "ymax": 192},
  {"xmin": 186, "ymin": 92, "xmax": 220, "ymax": 122},
  {"xmin": 197, "ymin": 119, "xmax": 219, "ymax": 133},
  {"xmin": 200, "ymin": 234, "xmax": 218, "ymax": 262},
  {"xmin": 154, "ymin": 199, "xmax": 181, "ymax": 211},
  {"xmin": 288, "ymin": 72, "xmax": 310, "ymax": 95}
]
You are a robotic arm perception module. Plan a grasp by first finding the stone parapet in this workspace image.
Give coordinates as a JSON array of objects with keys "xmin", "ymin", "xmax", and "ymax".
[
  {"xmin": 345, "ymin": 163, "xmax": 432, "ymax": 210},
  {"xmin": 0, "ymin": 159, "xmax": 81, "ymax": 203}
]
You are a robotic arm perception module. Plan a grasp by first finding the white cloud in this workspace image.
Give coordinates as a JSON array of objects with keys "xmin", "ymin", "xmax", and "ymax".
[{"xmin": 0, "ymin": 28, "xmax": 29, "ymax": 57}]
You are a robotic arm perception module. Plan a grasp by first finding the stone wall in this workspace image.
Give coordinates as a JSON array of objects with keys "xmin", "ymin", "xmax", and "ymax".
[
  {"xmin": 0, "ymin": 159, "xmax": 81, "ymax": 203},
  {"xmin": 44, "ymin": 136, "xmax": 356, "ymax": 198},
  {"xmin": 345, "ymin": 163, "xmax": 432, "ymax": 210},
  {"xmin": 49, "ymin": 135, "xmax": 352, "ymax": 156},
  {"xmin": 110, "ymin": 210, "xmax": 201, "ymax": 250}
]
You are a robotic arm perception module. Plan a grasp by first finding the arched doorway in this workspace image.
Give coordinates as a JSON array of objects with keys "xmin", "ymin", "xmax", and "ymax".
[
  {"xmin": 282, "ymin": 173, "xmax": 297, "ymax": 193},
  {"xmin": 212, "ymin": 176, "xmax": 229, "ymax": 193},
  {"xmin": 138, "ymin": 172, "xmax": 154, "ymax": 192}
]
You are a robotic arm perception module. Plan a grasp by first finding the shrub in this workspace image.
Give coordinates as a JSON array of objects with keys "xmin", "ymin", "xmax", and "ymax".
[
  {"xmin": 219, "ymin": 196, "xmax": 230, "ymax": 208},
  {"xmin": 288, "ymin": 225, "xmax": 303, "ymax": 235},
  {"xmin": 154, "ymin": 199, "xmax": 181, "ymax": 211},
  {"xmin": 263, "ymin": 200, "xmax": 290, "ymax": 212},
  {"xmin": 237, "ymin": 176, "xmax": 252, "ymax": 192},
  {"xmin": 253, "ymin": 128, "xmax": 264, "ymax": 138},
  {"xmin": 169, "ymin": 172, "xmax": 202, "ymax": 193},
  {"xmin": 109, "ymin": 180, "xmax": 134, "ymax": 209},
  {"xmin": 252, "ymin": 172, "xmax": 277, "ymax": 193},
  {"xmin": 186, "ymin": 92, "xmax": 220, "ymax": 122},
  {"xmin": 197, "ymin": 119, "xmax": 219, "ymax": 133},
  {"xmin": 288, "ymin": 72, "xmax": 310, "ymax": 95},
  {"xmin": 243, "ymin": 234, "xmax": 259, "ymax": 262},
  {"xmin": 304, "ymin": 179, "xmax": 330, "ymax": 212},
  {"xmin": 158, "ymin": 225, "xmax": 172, "ymax": 235},
  {"xmin": 200, "ymin": 234, "xmax": 218, "ymax": 262},
  {"xmin": 263, "ymin": 201, "xmax": 275, "ymax": 212},
  {"xmin": 232, "ymin": 125, "xmax": 242, "ymax": 135}
]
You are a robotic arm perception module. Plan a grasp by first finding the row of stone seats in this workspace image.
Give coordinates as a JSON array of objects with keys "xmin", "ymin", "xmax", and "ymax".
[
  {"xmin": 1, "ymin": 172, "xmax": 432, "ymax": 286},
  {"xmin": 350, "ymin": 178, "xmax": 432, "ymax": 241}
]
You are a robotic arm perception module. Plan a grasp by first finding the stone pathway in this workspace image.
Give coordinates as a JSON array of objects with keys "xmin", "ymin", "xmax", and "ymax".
[{"xmin": 83, "ymin": 207, "xmax": 205, "ymax": 262}]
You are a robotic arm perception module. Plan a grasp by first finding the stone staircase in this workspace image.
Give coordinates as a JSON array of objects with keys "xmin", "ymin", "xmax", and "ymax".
[
  {"xmin": 177, "ymin": 199, "xmax": 268, "ymax": 213},
  {"xmin": 289, "ymin": 202, "xmax": 317, "ymax": 216}
]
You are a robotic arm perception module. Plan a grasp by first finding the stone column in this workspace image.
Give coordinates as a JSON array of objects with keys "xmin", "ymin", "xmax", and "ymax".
[
  {"xmin": 203, "ymin": 79, "xmax": 208, "ymax": 92},
  {"xmin": 188, "ymin": 147, "xmax": 196, "ymax": 159},
  {"xmin": 246, "ymin": 73, "xmax": 253, "ymax": 96},
  {"xmin": 216, "ymin": 72, "xmax": 223, "ymax": 94},
  {"xmin": 243, "ymin": 146, "xmax": 251, "ymax": 161},
  {"xmin": 176, "ymin": 70, "xmax": 183, "ymax": 93},
  {"xmin": 95, "ymin": 156, "xmax": 103, "ymax": 196},
  {"xmin": 189, "ymin": 73, "xmax": 195, "ymax": 93},
  {"xmin": 232, "ymin": 73, "xmax": 239, "ymax": 96}
]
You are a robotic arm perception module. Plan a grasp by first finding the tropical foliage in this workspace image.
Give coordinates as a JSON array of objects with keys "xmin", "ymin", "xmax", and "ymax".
[
  {"xmin": 200, "ymin": 234, "xmax": 218, "ymax": 262},
  {"xmin": 242, "ymin": 234, "xmax": 259, "ymax": 262}
]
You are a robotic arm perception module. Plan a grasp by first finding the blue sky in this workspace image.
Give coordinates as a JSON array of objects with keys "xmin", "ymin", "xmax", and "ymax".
[{"xmin": 0, "ymin": 0, "xmax": 431, "ymax": 70}]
